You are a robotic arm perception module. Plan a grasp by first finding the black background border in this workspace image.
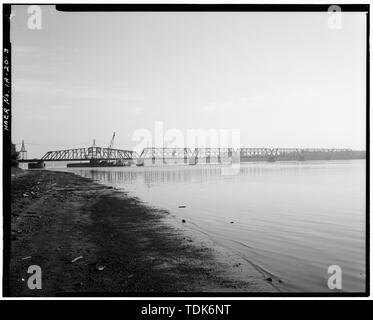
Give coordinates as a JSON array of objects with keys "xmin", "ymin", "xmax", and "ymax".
[{"xmin": 2, "ymin": 3, "xmax": 370, "ymax": 299}]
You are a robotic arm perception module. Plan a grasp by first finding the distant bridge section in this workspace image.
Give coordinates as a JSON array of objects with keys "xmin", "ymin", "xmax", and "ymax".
[
  {"xmin": 192, "ymin": 148, "xmax": 236, "ymax": 164},
  {"xmin": 138, "ymin": 148, "xmax": 193, "ymax": 165},
  {"xmin": 138, "ymin": 148, "xmax": 364, "ymax": 164},
  {"xmin": 271, "ymin": 148, "xmax": 358, "ymax": 161},
  {"xmin": 240, "ymin": 148, "xmax": 273, "ymax": 161}
]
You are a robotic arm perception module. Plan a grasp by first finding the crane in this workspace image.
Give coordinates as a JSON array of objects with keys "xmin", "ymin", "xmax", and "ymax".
[{"xmin": 108, "ymin": 132, "xmax": 116, "ymax": 149}]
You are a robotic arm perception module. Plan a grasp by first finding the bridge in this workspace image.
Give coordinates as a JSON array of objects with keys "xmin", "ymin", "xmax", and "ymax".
[
  {"xmin": 20, "ymin": 146, "xmax": 137, "ymax": 162},
  {"xmin": 137, "ymin": 147, "xmax": 360, "ymax": 165},
  {"xmin": 19, "ymin": 146, "xmax": 364, "ymax": 167},
  {"xmin": 239, "ymin": 148, "xmax": 357, "ymax": 162},
  {"xmin": 138, "ymin": 147, "xmax": 193, "ymax": 164}
]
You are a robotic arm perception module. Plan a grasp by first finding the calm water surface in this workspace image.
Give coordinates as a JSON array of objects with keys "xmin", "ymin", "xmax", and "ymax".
[{"xmin": 65, "ymin": 160, "xmax": 366, "ymax": 292}]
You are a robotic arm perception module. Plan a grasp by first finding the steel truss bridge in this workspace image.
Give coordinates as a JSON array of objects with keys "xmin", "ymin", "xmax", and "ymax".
[
  {"xmin": 40, "ymin": 146, "xmax": 137, "ymax": 161},
  {"xmin": 239, "ymin": 148, "xmax": 355, "ymax": 161},
  {"xmin": 137, "ymin": 147, "xmax": 357, "ymax": 164},
  {"xmin": 20, "ymin": 146, "xmax": 363, "ymax": 164},
  {"xmin": 139, "ymin": 147, "xmax": 193, "ymax": 160}
]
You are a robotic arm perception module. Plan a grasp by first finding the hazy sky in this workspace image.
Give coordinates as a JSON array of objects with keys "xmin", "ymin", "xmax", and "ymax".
[{"xmin": 11, "ymin": 6, "xmax": 366, "ymax": 157}]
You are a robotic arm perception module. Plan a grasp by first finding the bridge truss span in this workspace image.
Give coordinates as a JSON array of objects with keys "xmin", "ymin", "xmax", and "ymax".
[
  {"xmin": 140, "ymin": 147, "xmax": 193, "ymax": 159},
  {"xmin": 41, "ymin": 147, "xmax": 137, "ymax": 161}
]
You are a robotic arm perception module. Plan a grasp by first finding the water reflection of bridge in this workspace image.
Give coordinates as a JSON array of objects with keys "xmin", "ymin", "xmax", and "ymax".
[{"xmin": 75, "ymin": 162, "xmax": 358, "ymax": 187}]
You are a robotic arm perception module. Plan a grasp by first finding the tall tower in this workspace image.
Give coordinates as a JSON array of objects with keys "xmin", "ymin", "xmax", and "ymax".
[{"xmin": 19, "ymin": 140, "xmax": 27, "ymax": 160}]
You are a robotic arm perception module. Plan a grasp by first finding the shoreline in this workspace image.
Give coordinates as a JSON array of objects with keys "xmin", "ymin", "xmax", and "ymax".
[{"xmin": 10, "ymin": 169, "xmax": 276, "ymax": 296}]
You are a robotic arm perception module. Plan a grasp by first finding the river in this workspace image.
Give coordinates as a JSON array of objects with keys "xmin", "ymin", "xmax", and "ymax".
[{"xmin": 63, "ymin": 160, "xmax": 366, "ymax": 292}]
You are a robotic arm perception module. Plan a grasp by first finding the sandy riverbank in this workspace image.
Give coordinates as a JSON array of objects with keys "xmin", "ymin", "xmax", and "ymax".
[{"xmin": 9, "ymin": 169, "xmax": 276, "ymax": 296}]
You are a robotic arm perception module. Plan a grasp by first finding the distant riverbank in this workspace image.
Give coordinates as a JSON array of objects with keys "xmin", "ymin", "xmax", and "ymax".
[{"xmin": 9, "ymin": 169, "xmax": 276, "ymax": 296}]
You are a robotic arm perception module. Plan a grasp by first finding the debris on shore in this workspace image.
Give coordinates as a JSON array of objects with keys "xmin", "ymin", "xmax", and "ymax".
[
  {"xmin": 71, "ymin": 256, "xmax": 83, "ymax": 263},
  {"xmin": 96, "ymin": 265, "xmax": 106, "ymax": 271}
]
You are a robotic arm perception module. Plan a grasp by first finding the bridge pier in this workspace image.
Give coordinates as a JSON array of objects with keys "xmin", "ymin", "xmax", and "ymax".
[{"xmin": 188, "ymin": 156, "xmax": 197, "ymax": 165}]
